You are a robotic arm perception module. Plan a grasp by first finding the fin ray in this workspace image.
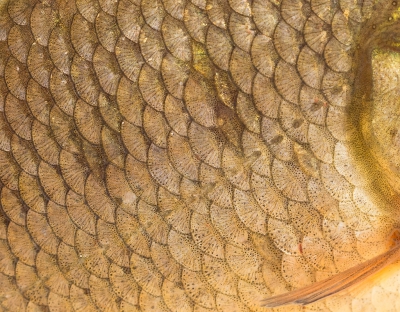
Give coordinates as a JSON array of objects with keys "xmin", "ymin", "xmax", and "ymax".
[{"xmin": 261, "ymin": 244, "xmax": 400, "ymax": 307}]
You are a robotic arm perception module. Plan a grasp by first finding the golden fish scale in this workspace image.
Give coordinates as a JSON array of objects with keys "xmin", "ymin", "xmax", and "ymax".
[{"xmin": 0, "ymin": 0, "xmax": 400, "ymax": 310}]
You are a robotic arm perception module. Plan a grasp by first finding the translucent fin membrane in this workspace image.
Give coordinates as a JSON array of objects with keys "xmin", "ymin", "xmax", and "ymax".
[{"xmin": 261, "ymin": 244, "xmax": 400, "ymax": 307}]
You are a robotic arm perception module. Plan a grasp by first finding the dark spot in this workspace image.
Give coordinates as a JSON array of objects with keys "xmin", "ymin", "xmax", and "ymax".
[
  {"xmin": 251, "ymin": 150, "xmax": 262, "ymax": 158},
  {"xmin": 321, "ymin": 22, "xmax": 331, "ymax": 33},
  {"xmin": 270, "ymin": 135, "xmax": 283, "ymax": 144},
  {"xmin": 115, "ymin": 197, "xmax": 123, "ymax": 206},
  {"xmin": 310, "ymin": 101, "xmax": 323, "ymax": 112},
  {"xmin": 292, "ymin": 119, "xmax": 304, "ymax": 128}
]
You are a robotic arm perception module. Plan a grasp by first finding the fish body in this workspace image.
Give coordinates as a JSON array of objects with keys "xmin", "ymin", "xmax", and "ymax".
[{"xmin": 0, "ymin": 0, "xmax": 400, "ymax": 311}]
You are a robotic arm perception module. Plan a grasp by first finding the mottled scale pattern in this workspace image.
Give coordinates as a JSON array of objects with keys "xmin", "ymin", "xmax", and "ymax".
[{"xmin": 0, "ymin": 0, "xmax": 399, "ymax": 311}]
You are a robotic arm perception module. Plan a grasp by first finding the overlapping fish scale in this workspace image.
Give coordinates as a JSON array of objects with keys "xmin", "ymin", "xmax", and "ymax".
[
  {"xmin": 182, "ymin": 268, "xmax": 217, "ymax": 309},
  {"xmin": 49, "ymin": 27, "xmax": 74, "ymax": 74},
  {"xmin": 210, "ymin": 204, "xmax": 250, "ymax": 247},
  {"xmin": 0, "ymin": 112, "xmax": 12, "ymax": 152},
  {"xmin": 279, "ymin": 101, "xmax": 309, "ymax": 144},
  {"xmin": 139, "ymin": 65, "xmax": 167, "ymax": 112},
  {"xmin": 238, "ymin": 279, "xmax": 272, "ymax": 312},
  {"xmin": 117, "ymin": 0, "xmax": 144, "ymax": 43},
  {"xmin": 10, "ymin": 134, "xmax": 39, "ymax": 176},
  {"xmin": 93, "ymin": 45, "xmax": 121, "ymax": 96},
  {"xmin": 27, "ymin": 78, "xmax": 53, "ymax": 125},
  {"xmin": 253, "ymin": 72, "xmax": 282, "ymax": 118},
  {"xmin": 70, "ymin": 13, "xmax": 98, "ymax": 62},
  {"xmin": 184, "ymin": 2, "xmax": 209, "ymax": 44},
  {"xmin": 222, "ymin": 145, "xmax": 252, "ymax": 190},
  {"xmin": 116, "ymin": 207, "xmax": 151, "ymax": 257},
  {"xmin": 184, "ymin": 74, "xmax": 218, "ymax": 128},
  {"xmin": 0, "ymin": 238, "xmax": 16, "ymax": 277},
  {"xmin": 311, "ymin": 0, "xmax": 338, "ymax": 23},
  {"xmin": 117, "ymin": 76, "xmax": 145, "ymax": 126},
  {"xmin": 200, "ymin": 164, "xmax": 233, "ymax": 209},
  {"xmin": 236, "ymin": 92, "xmax": 261, "ymax": 134},
  {"xmin": 191, "ymin": 212, "xmax": 225, "ymax": 259},
  {"xmin": 27, "ymin": 208, "xmax": 60, "ymax": 255},
  {"xmin": 101, "ymin": 125, "xmax": 126, "ymax": 168},
  {"xmin": 251, "ymin": 34, "xmax": 279, "ymax": 79},
  {"xmin": 36, "ymin": 249, "xmax": 69, "ymax": 296},
  {"xmin": 168, "ymin": 130, "xmax": 200, "ymax": 181},
  {"xmin": 70, "ymin": 283, "xmax": 98, "ymax": 311},
  {"xmin": 125, "ymin": 154, "xmax": 158, "ymax": 206},
  {"xmin": 7, "ymin": 25, "xmax": 33, "ymax": 64},
  {"xmin": 151, "ymin": 241, "xmax": 182, "ymax": 282},
  {"xmin": 275, "ymin": 60, "xmax": 302, "ymax": 105},
  {"xmin": 202, "ymin": 254, "xmax": 238, "ymax": 296},
  {"xmin": 233, "ymin": 188, "xmax": 267, "ymax": 235},
  {"xmin": 148, "ymin": 143, "xmax": 182, "ymax": 196},
  {"xmin": 229, "ymin": 12, "xmax": 256, "ymax": 53},
  {"xmin": 297, "ymin": 45, "xmax": 326, "ymax": 89},
  {"xmin": 216, "ymin": 292, "xmax": 250, "ymax": 311},
  {"xmin": 324, "ymin": 36, "xmax": 353, "ymax": 73},
  {"xmin": 109, "ymin": 262, "xmax": 140, "ymax": 305},
  {"xmin": 281, "ymin": 253, "xmax": 315, "ymax": 289},
  {"xmin": 89, "ymin": 274, "xmax": 120, "ymax": 311},
  {"xmin": 261, "ymin": 116, "xmax": 294, "ymax": 162},
  {"xmin": 58, "ymin": 242, "xmax": 91, "ymax": 289},
  {"xmin": 95, "ymin": 10, "xmax": 120, "ymax": 53},
  {"xmin": 161, "ymin": 197, "xmax": 190, "ymax": 241},
  {"xmin": 105, "ymin": 164, "xmax": 136, "ymax": 212},
  {"xmin": 16, "ymin": 260, "xmax": 49, "ymax": 306},
  {"xmin": 206, "ymin": 0, "xmax": 231, "ymax": 29},
  {"xmin": 7, "ymin": 0, "xmax": 36, "ymax": 26},
  {"xmin": 115, "ymin": 36, "xmax": 143, "ymax": 83},
  {"xmin": 5, "ymin": 57, "xmax": 30, "ymax": 101},
  {"xmin": 30, "ymin": 2, "xmax": 57, "ymax": 47},
  {"xmin": 229, "ymin": 47, "xmax": 256, "ymax": 94},
  {"xmin": 27, "ymin": 42, "xmax": 54, "ymax": 89},
  {"xmin": 304, "ymin": 13, "xmax": 331, "ymax": 54},
  {"xmin": 162, "ymin": 15, "xmax": 192, "ymax": 63},
  {"xmin": 299, "ymin": 84, "xmax": 329, "ymax": 125},
  {"xmin": 1, "ymin": 187, "xmax": 26, "ymax": 227},
  {"xmin": 274, "ymin": 20, "xmax": 303, "ymax": 65},
  {"xmin": 163, "ymin": 278, "xmax": 195, "ymax": 311}
]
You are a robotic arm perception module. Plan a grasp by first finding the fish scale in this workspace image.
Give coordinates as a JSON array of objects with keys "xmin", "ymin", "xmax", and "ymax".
[{"xmin": 0, "ymin": 0, "xmax": 399, "ymax": 311}]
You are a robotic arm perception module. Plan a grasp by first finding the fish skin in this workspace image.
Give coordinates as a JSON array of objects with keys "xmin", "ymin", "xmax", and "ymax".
[
  {"xmin": 261, "ymin": 243, "xmax": 400, "ymax": 307},
  {"xmin": 0, "ymin": 0, "xmax": 400, "ymax": 311}
]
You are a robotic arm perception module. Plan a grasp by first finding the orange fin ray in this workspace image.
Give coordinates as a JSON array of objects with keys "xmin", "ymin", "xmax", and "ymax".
[{"xmin": 261, "ymin": 244, "xmax": 400, "ymax": 307}]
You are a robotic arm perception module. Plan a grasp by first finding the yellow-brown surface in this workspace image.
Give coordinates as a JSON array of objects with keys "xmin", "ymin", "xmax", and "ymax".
[{"xmin": 1, "ymin": 0, "xmax": 400, "ymax": 311}]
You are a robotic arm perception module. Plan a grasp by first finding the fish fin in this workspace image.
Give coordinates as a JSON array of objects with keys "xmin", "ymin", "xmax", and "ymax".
[{"xmin": 261, "ymin": 244, "xmax": 400, "ymax": 307}]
